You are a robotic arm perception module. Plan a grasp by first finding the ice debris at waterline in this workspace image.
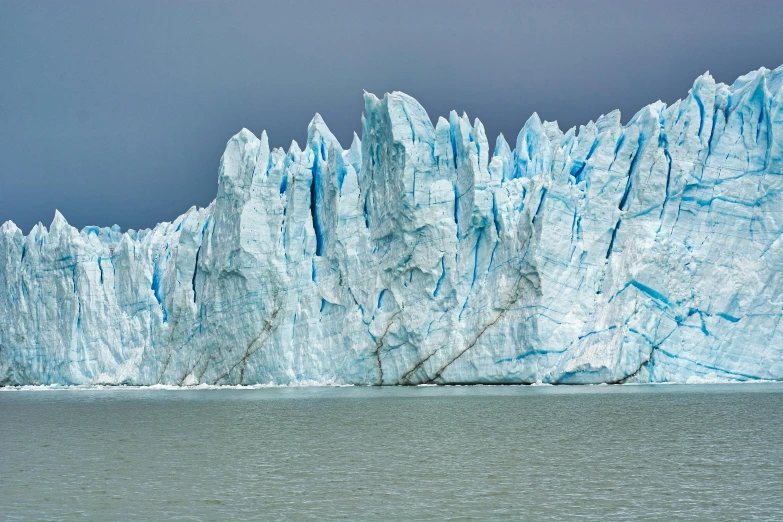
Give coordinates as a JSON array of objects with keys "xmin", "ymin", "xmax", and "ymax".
[{"xmin": 3, "ymin": 66, "xmax": 783, "ymax": 386}]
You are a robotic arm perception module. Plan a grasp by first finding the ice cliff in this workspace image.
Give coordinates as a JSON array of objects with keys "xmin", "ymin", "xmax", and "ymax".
[{"xmin": 2, "ymin": 66, "xmax": 783, "ymax": 386}]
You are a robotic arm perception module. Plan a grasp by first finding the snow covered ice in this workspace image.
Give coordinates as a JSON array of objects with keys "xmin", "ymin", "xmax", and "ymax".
[{"xmin": 2, "ymin": 65, "xmax": 783, "ymax": 386}]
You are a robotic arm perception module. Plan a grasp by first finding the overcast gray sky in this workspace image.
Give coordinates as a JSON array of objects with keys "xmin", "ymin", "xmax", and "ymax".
[{"xmin": 2, "ymin": 0, "xmax": 782, "ymax": 232}]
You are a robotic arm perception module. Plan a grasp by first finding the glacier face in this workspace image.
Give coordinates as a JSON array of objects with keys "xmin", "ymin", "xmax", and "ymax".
[{"xmin": 2, "ymin": 66, "xmax": 783, "ymax": 386}]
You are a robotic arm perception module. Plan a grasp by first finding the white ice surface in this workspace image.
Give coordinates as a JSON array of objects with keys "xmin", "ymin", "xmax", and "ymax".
[{"xmin": 2, "ymin": 66, "xmax": 783, "ymax": 385}]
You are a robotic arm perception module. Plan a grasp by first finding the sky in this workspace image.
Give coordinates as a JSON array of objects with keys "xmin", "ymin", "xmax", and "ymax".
[{"xmin": 1, "ymin": 0, "xmax": 782, "ymax": 232}]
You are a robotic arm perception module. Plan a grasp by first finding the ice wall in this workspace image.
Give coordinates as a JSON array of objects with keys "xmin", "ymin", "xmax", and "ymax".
[{"xmin": 2, "ymin": 65, "xmax": 782, "ymax": 385}]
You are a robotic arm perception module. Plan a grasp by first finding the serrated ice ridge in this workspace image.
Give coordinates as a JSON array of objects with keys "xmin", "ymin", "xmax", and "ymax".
[{"xmin": 2, "ymin": 65, "xmax": 783, "ymax": 386}]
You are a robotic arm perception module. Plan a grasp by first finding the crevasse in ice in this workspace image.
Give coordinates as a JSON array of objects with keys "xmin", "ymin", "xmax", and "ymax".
[{"xmin": 2, "ymin": 65, "xmax": 783, "ymax": 385}]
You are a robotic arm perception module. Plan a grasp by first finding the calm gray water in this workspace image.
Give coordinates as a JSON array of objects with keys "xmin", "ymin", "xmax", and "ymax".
[{"xmin": 1, "ymin": 384, "xmax": 782, "ymax": 521}]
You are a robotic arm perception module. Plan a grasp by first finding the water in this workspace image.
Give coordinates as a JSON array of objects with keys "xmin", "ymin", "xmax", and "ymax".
[{"xmin": 1, "ymin": 384, "xmax": 782, "ymax": 521}]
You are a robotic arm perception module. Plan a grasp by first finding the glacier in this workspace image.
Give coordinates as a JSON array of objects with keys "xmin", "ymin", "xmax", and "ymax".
[{"xmin": 2, "ymin": 65, "xmax": 783, "ymax": 386}]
